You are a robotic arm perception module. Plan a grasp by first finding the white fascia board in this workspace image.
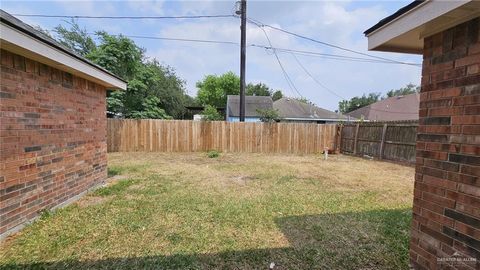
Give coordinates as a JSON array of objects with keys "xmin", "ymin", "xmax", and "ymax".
[
  {"xmin": 367, "ymin": 0, "xmax": 469, "ymax": 52},
  {"xmin": 1, "ymin": 23, "xmax": 127, "ymax": 90}
]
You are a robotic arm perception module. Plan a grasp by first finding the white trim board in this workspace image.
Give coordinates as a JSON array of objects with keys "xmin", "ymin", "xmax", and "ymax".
[
  {"xmin": 1, "ymin": 22, "xmax": 127, "ymax": 90},
  {"xmin": 366, "ymin": 0, "xmax": 479, "ymax": 54}
]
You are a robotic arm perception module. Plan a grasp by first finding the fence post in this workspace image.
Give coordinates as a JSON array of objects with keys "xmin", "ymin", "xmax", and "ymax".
[
  {"xmin": 334, "ymin": 124, "xmax": 342, "ymax": 154},
  {"xmin": 353, "ymin": 123, "xmax": 359, "ymax": 155},
  {"xmin": 379, "ymin": 123, "xmax": 388, "ymax": 160}
]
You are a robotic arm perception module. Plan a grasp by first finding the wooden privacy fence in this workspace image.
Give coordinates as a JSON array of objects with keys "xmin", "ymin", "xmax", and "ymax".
[
  {"xmin": 107, "ymin": 119, "xmax": 337, "ymax": 154},
  {"xmin": 340, "ymin": 121, "xmax": 418, "ymax": 163}
]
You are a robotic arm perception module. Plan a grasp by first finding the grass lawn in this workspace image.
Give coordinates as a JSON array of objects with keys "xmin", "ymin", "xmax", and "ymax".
[{"xmin": 0, "ymin": 153, "xmax": 414, "ymax": 269}]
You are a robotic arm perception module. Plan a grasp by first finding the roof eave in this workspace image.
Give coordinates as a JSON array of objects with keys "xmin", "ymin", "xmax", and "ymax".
[
  {"xmin": 0, "ymin": 19, "xmax": 127, "ymax": 90},
  {"xmin": 365, "ymin": 0, "xmax": 479, "ymax": 54}
]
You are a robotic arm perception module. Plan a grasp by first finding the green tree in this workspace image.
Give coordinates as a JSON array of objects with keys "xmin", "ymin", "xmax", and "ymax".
[
  {"xmin": 257, "ymin": 108, "xmax": 281, "ymax": 123},
  {"xmin": 201, "ymin": 105, "xmax": 223, "ymax": 121},
  {"xmin": 295, "ymin": 97, "xmax": 313, "ymax": 105},
  {"xmin": 140, "ymin": 60, "xmax": 187, "ymax": 119},
  {"xmin": 87, "ymin": 31, "xmax": 144, "ymax": 81},
  {"xmin": 386, "ymin": 83, "xmax": 420, "ymax": 98},
  {"xmin": 338, "ymin": 92, "xmax": 381, "ymax": 114},
  {"xmin": 246, "ymin": 83, "xmax": 271, "ymax": 96},
  {"xmin": 272, "ymin": 90, "xmax": 283, "ymax": 101},
  {"xmin": 196, "ymin": 72, "xmax": 240, "ymax": 107},
  {"xmin": 53, "ymin": 21, "xmax": 192, "ymax": 119},
  {"xmin": 130, "ymin": 96, "xmax": 172, "ymax": 119},
  {"xmin": 54, "ymin": 19, "xmax": 96, "ymax": 56}
]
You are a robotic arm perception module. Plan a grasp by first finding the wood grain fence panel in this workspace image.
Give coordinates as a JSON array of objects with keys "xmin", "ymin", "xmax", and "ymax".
[
  {"xmin": 107, "ymin": 119, "xmax": 336, "ymax": 154},
  {"xmin": 340, "ymin": 121, "xmax": 418, "ymax": 164}
]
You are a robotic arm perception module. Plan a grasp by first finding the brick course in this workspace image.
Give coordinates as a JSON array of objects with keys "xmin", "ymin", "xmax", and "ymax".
[
  {"xmin": 411, "ymin": 18, "xmax": 480, "ymax": 269},
  {"xmin": 0, "ymin": 49, "xmax": 107, "ymax": 237}
]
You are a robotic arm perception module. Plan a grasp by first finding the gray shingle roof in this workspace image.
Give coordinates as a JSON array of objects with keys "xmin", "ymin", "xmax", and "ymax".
[
  {"xmin": 273, "ymin": 97, "xmax": 349, "ymax": 120},
  {"xmin": 227, "ymin": 95, "xmax": 273, "ymax": 117},
  {"xmin": 346, "ymin": 93, "xmax": 419, "ymax": 121}
]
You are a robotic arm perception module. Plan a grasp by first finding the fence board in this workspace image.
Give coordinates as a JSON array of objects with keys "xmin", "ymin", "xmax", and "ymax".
[
  {"xmin": 108, "ymin": 119, "xmax": 337, "ymax": 154},
  {"xmin": 340, "ymin": 121, "xmax": 418, "ymax": 163}
]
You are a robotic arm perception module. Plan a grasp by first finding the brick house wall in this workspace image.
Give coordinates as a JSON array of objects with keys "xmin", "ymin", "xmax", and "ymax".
[
  {"xmin": 411, "ymin": 18, "xmax": 480, "ymax": 269},
  {"xmin": 0, "ymin": 49, "xmax": 108, "ymax": 237}
]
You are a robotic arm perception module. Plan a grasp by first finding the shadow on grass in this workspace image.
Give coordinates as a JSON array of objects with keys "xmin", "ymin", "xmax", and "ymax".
[{"xmin": 1, "ymin": 209, "xmax": 411, "ymax": 270}]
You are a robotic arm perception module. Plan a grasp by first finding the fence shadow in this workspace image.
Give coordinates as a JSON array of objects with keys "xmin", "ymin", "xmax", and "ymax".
[{"xmin": 2, "ymin": 209, "xmax": 411, "ymax": 270}]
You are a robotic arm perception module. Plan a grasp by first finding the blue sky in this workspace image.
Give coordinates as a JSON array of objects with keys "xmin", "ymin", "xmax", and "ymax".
[{"xmin": 1, "ymin": 0, "xmax": 422, "ymax": 111}]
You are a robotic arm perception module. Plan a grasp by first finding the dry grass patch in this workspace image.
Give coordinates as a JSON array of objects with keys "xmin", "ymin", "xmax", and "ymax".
[{"xmin": 0, "ymin": 152, "xmax": 414, "ymax": 269}]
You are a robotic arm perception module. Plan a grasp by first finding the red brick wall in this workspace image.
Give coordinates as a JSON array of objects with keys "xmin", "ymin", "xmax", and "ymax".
[
  {"xmin": 0, "ymin": 49, "xmax": 108, "ymax": 237},
  {"xmin": 411, "ymin": 18, "xmax": 480, "ymax": 269}
]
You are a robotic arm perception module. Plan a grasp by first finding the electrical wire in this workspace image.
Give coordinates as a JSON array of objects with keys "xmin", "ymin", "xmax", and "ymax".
[
  {"xmin": 12, "ymin": 13, "xmax": 235, "ymax": 19},
  {"xmin": 18, "ymin": 12, "xmax": 421, "ymax": 66},
  {"xmin": 45, "ymin": 22, "xmax": 420, "ymax": 114},
  {"xmin": 247, "ymin": 17, "xmax": 421, "ymax": 67},
  {"xmin": 118, "ymin": 35, "xmax": 240, "ymax": 45},
  {"xmin": 290, "ymin": 53, "xmax": 346, "ymax": 100},
  {"xmin": 252, "ymin": 45, "xmax": 417, "ymax": 65},
  {"xmin": 289, "ymin": 53, "xmax": 418, "ymax": 114},
  {"xmin": 248, "ymin": 20, "xmax": 303, "ymax": 98}
]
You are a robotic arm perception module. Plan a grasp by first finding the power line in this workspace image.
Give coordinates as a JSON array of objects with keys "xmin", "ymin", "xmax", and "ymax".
[
  {"xmin": 290, "ymin": 53, "xmax": 346, "ymax": 100},
  {"xmin": 252, "ymin": 45, "xmax": 419, "ymax": 65},
  {"xmin": 248, "ymin": 20, "xmax": 303, "ymax": 98},
  {"xmin": 20, "ymin": 12, "xmax": 422, "ymax": 67},
  {"xmin": 50, "ymin": 29, "xmax": 239, "ymax": 45},
  {"xmin": 48, "ymin": 28, "xmax": 419, "ymax": 65},
  {"xmin": 247, "ymin": 17, "xmax": 421, "ymax": 67},
  {"xmin": 118, "ymin": 35, "xmax": 240, "ymax": 45},
  {"xmin": 45, "ymin": 26, "xmax": 419, "ymax": 114},
  {"xmin": 12, "ymin": 13, "xmax": 235, "ymax": 19}
]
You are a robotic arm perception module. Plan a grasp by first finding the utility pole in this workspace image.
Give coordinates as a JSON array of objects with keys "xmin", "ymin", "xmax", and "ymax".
[{"xmin": 238, "ymin": 0, "xmax": 247, "ymax": 122}]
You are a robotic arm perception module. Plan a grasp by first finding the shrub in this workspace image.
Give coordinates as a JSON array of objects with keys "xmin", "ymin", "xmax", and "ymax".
[
  {"xmin": 256, "ymin": 108, "xmax": 281, "ymax": 123},
  {"xmin": 201, "ymin": 105, "xmax": 223, "ymax": 121},
  {"xmin": 207, "ymin": 150, "xmax": 220, "ymax": 158}
]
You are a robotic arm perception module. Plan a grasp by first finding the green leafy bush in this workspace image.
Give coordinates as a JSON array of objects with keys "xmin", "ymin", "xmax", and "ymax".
[
  {"xmin": 207, "ymin": 150, "xmax": 220, "ymax": 158},
  {"xmin": 201, "ymin": 105, "xmax": 223, "ymax": 121},
  {"xmin": 257, "ymin": 108, "xmax": 281, "ymax": 123}
]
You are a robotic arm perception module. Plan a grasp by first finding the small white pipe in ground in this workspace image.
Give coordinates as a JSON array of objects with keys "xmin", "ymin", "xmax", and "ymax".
[{"xmin": 324, "ymin": 147, "xmax": 328, "ymax": 160}]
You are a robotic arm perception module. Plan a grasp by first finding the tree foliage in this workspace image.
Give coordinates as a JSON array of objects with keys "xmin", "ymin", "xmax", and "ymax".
[
  {"xmin": 338, "ymin": 83, "xmax": 420, "ymax": 114},
  {"xmin": 295, "ymin": 97, "xmax": 314, "ymax": 105},
  {"xmin": 338, "ymin": 92, "xmax": 381, "ymax": 114},
  {"xmin": 257, "ymin": 108, "xmax": 281, "ymax": 123},
  {"xmin": 196, "ymin": 73, "xmax": 286, "ymax": 108},
  {"xmin": 386, "ymin": 83, "xmax": 420, "ymax": 97},
  {"xmin": 246, "ymin": 83, "xmax": 271, "ymax": 96},
  {"xmin": 201, "ymin": 105, "xmax": 223, "ymax": 121},
  {"xmin": 196, "ymin": 72, "xmax": 240, "ymax": 107},
  {"xmin": 272, "ymin": 90, "xmax": 283, "ymax": 101},
  {"xmin": 54, "ymin": 20, "xmax": 96, "ymax": 57},
  {"xmin": 88, "ymin": 31, "xmax": 144, "ymax": 81},
  {"xmin": 130, "ymin": 97, "xmax": 172, "ymax": 119},
  {"xmin": 53, "ymin": 21, "xmax": 189, "ymax": 119}
]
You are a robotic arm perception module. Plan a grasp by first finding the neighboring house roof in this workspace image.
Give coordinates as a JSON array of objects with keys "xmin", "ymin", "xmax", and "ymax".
[
  {"xmin": 273, "ymin": 97, "xmax": 350, "ymax": 121},
  {"xmin": 346, "ymin": 93, "xmax": 419, "ymax": 121},
  {"xmin": 364, "ymin": 0, "xmax": 479, "ymax": 54},
  {"xmin": 0, "ymin": 10, "xmax": 126, "ymax": 89},
  {"xmin": 226, "ymin": 95, "xmax": 273, "ymax": 118}
]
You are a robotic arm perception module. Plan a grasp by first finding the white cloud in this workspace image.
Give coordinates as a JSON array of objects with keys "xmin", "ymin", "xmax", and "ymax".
[
  {"xmin": 146, "ymin": 1, "xmax": 421, "ymax": 111},
  {"xmin": 2, "ymin": 0, "xmax": 422, "ymax": 111},
  {"xmin": 127, "ymin": 0, "xmax": 165, "ymax": 15}
]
